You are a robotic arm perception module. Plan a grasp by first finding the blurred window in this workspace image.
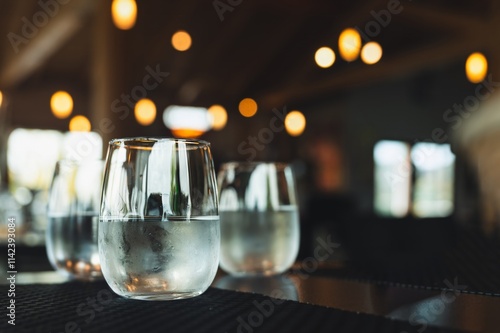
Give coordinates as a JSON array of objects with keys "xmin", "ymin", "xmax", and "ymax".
[
  {"xmin": 8, "ymin": 128, "xmax": 64, "ymax": 190},
  {"xmin": 411, "ymin": 143, "xmax": 455, "ymax": 217},
  {"xmin": 374, "ymin": 140, "xmax": 411, "ymax": 217},
  {"xmin": 2, "ymin": 129, "xmax": 103, "ymax": 245},
  {"xmin": 374, "ymin": 140, "xmax": 455, "ymax": 218}
]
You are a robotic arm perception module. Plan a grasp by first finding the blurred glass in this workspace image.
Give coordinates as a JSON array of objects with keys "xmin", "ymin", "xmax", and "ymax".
[
  {"xmin": 218, "ymin": 162, "xmax": 300, "ymax": 276},
  {"xmin": 46, "ymin": 159, "xmax": 104, "ymax": 281}
]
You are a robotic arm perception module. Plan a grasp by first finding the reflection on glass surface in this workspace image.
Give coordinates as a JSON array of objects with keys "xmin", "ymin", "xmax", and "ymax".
[{"xmin": 214, "ymin": 275, "xmax": 299, "ymax": 301}]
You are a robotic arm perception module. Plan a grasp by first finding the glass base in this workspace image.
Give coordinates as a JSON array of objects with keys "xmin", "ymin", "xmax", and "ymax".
[{"xmin": 119, "ymin": 290, "xmax": 204, "ymax": 301}]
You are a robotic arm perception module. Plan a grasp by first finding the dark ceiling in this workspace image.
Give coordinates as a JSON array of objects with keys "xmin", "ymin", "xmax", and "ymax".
[{"xmin": 0, "ymin": 0, "xmax": 496, "ymax": 121}]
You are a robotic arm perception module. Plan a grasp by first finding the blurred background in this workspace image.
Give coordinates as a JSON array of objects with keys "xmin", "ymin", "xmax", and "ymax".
[{"xmin": 0, "ymin": 0, "xmax": 499, "ymax": 270}]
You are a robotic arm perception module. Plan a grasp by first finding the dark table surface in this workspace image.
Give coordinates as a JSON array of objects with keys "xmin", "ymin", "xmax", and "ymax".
[{"xmin": 2, "ymin": 226, "xmax": 500, "ymax": 332}]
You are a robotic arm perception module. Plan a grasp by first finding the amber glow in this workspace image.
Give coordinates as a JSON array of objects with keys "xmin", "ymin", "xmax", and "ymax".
[
  {"xmin": 69, "ymin": 115, "xmax": 91, "ymax": 132},
  {"xmin": 361, "ymin": 42, "xmax": 383, "ymax": 65},
  {"xmin": 134, "ymin": 98, "xmax": 156, "ymax": 126},
  {"xmin": 315, "ymin": 47, "xmax": 335, "ymax": 68},
  {"xmin": 466, "ymin": 52, "xmax": 488, "ymax": 83},
  {"xmin": 208, "ymin": 104, "xmax": 228, "ymax": 130},
  {"xmin": 239, "ymin": 98, "xmax": 258, "ymax": 117},
  {"xmin": 171, "ymin": 129, "xmax": 205, "ymax": 138},
  {"xmin": 172, "ymin": 30, "xmax": 192, "ymax": 51},
  {"xmin": 285, "ymin": 110, "xmax": 306, "ymax": 136},
  {"xmin": 0, "ymin": 91, "xmax": 3, "ymax": 108},
  {"xmin": 338, "ymin": 28, "xmax": 361, "ymax": 62},
  {"xmin": 162, "ymin": 105, "xmax": 211, "ymax": 138},
  {"xmin": 111, "ymin": 0, "xmax": 137, "ymax": 30},
  {"xmin": 51, "ymin": 91, "xmax": 73, "ymax": 119}
]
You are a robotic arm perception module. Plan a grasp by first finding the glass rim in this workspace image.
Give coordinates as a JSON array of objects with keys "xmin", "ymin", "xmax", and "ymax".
[{"xmin": 109, "ymin": 137, "xmax": 211, "ymax": 150}]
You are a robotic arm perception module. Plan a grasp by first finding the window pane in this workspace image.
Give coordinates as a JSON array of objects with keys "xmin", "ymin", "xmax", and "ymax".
[
  {"xmin": 374, "ymin": 140, "xmax": 411, "ymax": 217},
  {"xmin": 7, "ymin": 129, "xmax": 64, "ymax": 190},
  {"xmin": 411, "ymin": 143, "xmax": 455, "ymax": 217}
]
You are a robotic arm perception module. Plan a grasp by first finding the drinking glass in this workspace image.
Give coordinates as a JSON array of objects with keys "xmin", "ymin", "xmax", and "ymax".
[
  {"xmin": 99, "ymin": 138, "xmax": 220, "ymax": 300},
  {"xmin": 218, "ymin": 162, "xmax": 300, "ymax": 276},
  {"xmin": 46, "ymin": 159, "xmax": 104, "ymax": 280}
]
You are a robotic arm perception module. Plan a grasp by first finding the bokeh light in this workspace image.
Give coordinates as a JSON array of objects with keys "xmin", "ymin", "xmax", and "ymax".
[
  {"xmin": 69, "ymin": 115, "xmax": 91, "ymax": 132},
  {"xmin": 361, "ymin": 42, "xmax": 383, "ymax": 65},
  {"xmin": 315, "ymin": 47, "xmax": 335, "ymax": 68},
  {"xmin": 466, "ymin": 52, "xmax": 488, "ymax": 83},
  {"xmin": 51, "ymin": 91, "xmax": 73, "ymax": 119},
  {"xmin": 338, "ymin": 28, "xmax": 361, "ymax": 62},
  {"xmin": 285, "ymin": 110, "xmax": 306, "ymax": 136},
  {"xmin": 134, "ymin": 98, "xmax": 156, "ymax": 126},
  {"xmin": 0, "ymin": 91, "xmax": 3, "ymax": 108},
  {"xmin": 208, "ymin": 104, "xmax": 228, "ymax": 130},
  {"xmin": 111, "ymin": 0, "xmax": 137, "ymax": 30},
  {"xmin": 163, "ymin": 105, "xmax": 211, "ymax": 138},
  {"xmin": 172, "ymin": 30, "xmax": 192, "ymax": 51},
  {"xmin": 239, "ymin": 98, "xmax": 258, "ymax": 117}
]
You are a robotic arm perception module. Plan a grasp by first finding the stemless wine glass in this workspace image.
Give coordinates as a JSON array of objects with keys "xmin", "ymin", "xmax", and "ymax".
[
  {"xmin": 218, "ymin": 162, "xmax": 300, "ymax": 276},
  {"xmin": 99, "ymin": 137, "xmax": 220, "ymax": 300},
  {"xmin": 46, "ymin": 159, "xmax": 104, "ymax": 280}
]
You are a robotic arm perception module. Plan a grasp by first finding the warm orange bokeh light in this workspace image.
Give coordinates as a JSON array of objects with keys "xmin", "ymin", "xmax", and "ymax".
[
  {"xmin": 171, "ymin": 129, "xmax": 204, "ymax": 138},
  {"xmin": 208, "ymin": 104, "xmax": 228, "ymax": 130},
  {"xmin": 361, "ymin": 42, "xmax": 383, "ymax": 65},
  {"xmin": 69, "ymin": 115, "xmax": 91, "ymax": 132},
  {"xmin": 338, "ymin": 28, "xmax": 361, "ymax": 62},
  {"xmin": 466, "ymin": 52, "xmax": 488, "ymax": 83},
  {"xmin": 134, "ymin": 98, "xmax": 156, "ymax": 126},
  {"xmin": 111, "ymin": 0, "xmax": 137, "ymax": 30},
  {"xmin": 239, "ymin": 98, "xmax": 258, "ymax": 117},
  {"xmin": 285, "ymin": 110, "xmax": 306, "ymax": 136},
  {"xmin": 172, "ymin": 30, "xmax": 192, "ymax": 51},
  {"xmin": 51, "ymin": 91, "xmax": 73, "ymax": 119},
  {"xmin": 315, "ymin": 47, "xmax": 335, "ymax": 68}
]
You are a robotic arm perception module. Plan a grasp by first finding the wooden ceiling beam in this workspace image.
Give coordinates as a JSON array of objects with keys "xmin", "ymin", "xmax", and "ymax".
[
  {"xmin": 262, "ymin": 34, "xmax": 486, "ymax": 107},
  {"xmin": 225, "ymin": 13, "xmax": 308, "ymax": 97},
  {"xmin": 403, "ymin": 3, "xmax": 487, "ymax": 33},
  {"xmin": 254, "ymin": 0, "xmax": 390, "ymax": 109},
  {"xmin": 0, "ymin": 0, "xmax": 94, "ymax": 89}
]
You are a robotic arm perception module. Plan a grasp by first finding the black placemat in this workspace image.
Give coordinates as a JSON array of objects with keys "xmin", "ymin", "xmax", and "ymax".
[{"xmin": 1, "ymin": 281, "xmax": 467, "ymax": 333}]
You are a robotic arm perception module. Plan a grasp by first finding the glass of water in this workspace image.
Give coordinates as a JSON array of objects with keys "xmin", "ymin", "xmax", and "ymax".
[
  {"xmin": 218, "ymin": 162, "xmax": 300, "ymax": 276},
  {"xmin": 46, "ymin": 159, "xmax": 104, "ymax": 281},
  {"xmin": 99, "ymin": 138, "xmax": 220, "ymax": 300}
]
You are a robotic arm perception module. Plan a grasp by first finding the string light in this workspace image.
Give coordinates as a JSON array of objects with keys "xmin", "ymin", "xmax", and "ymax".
[
  {"xmin": 361, "ymin": 42, "xmax": 383, "ymax": 65},
  {"xmin": 111, "ymin": 0, "xmax": 137, "ymax": 30},
  {"xmin": 51, "ymin": 91, "xmax": 73, "ymax": 119},
  {"xmin": 466, "ymin": 52, "xmax": 488, "ymax": 83},
  {"xmin": 285, "ymin": 111, "xmax": 306, "ymax": 136},
  {"xmin": 315, "ymin": 47, "xmax": 335, "ymax": 68},
  {"xmin": 172, "ymin": 30, "xmax": 192, "ymax": 51},
  {"xmin": 208, "ymin": 105, "xmax": 228, "ymax": 130},
  {"xmin": 69, "ymin": 115, "xmax": 91, "ymax": 132},
  {"xmin": 338, "ymin": 28, "xmax": 361, "ymax": 62},
  {"xmin": 134, "ymin": 98, "xmax": 156, "ymax": 126},
  {"xmin": 239, "ymin": 98, "xmax": 258, "ymax": 117}
]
